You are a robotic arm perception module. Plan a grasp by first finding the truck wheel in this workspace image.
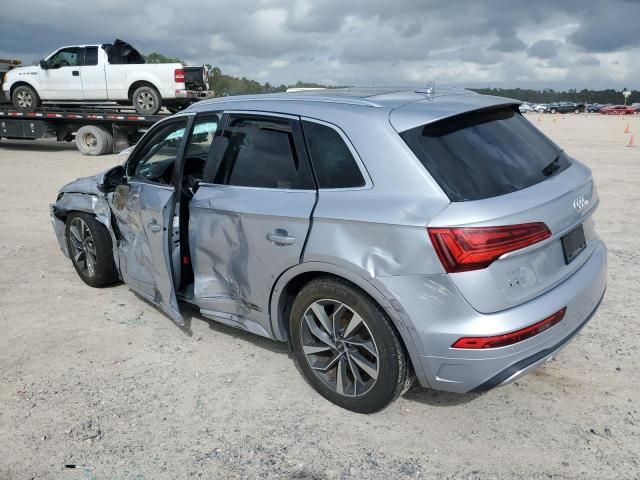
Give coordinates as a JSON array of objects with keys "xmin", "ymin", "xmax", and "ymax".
[
  {"xmin": 75, "ymin": 126, "xmax": 113, "ymax": 156},
  {"xmin": 12, "ymin": 85, "xmax": 41, "ymax": 110},
  {"xmin": 550, "ymin": 108, "xmax": 557, "ymax": 114},
  {"xmin": 133, "ymin": 86, "xmax": 161, "ymax": 115}
]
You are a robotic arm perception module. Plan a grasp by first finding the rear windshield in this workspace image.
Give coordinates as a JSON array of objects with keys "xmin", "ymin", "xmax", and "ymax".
[{"xmin": 400, "ymin": 107, "xmax": 571, "ymax": 201}]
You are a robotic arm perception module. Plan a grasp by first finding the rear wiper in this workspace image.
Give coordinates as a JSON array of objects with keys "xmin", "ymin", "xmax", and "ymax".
[{"xmin": 542, "ymin": 151, "xmax": 564, "ymax": 177}]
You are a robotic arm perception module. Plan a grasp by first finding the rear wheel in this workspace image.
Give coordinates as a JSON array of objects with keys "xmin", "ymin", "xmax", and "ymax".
[
  {"xmin": 65, "ymin": 212, "xmax": 118, "ymax": 288},
  {"xmin": 290, "ymin": 277, "xmax": 411, "ymax": 413},
  {"xmin": 75, "ymin": 125, "xmax": 113, "ymax": 156},
  {"xmin": 132, "ymin": 85, "xmax": 161, "ymax": 115},
  {"xmin": 12, "ymin": 85, "xmax": 41, "ymax": 110},
  {"xmin": 550, "ymin": 108, "xmax": 557, "ymax": 114}
]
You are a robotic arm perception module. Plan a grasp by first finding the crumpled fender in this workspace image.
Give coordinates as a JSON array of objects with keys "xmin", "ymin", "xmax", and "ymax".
[{"xmin": 49, "ymin": 172, "xmax": 120, "ymax": 276}]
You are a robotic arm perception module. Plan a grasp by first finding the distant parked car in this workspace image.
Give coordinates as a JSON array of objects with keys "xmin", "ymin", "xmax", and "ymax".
[
  {"xmin": 519, "ymin": 103, "xmax": 534, "ymax": 113},
  {"xmin": 631, "ymin": 103, "xmax": 640, "ymax": 113},
  {"xmin": 544, "ymin": 102, "xmax": 584, "ymax": 114},
  {"xmin": 533, "ymin": 104, "xmax": 547, "ymax": 113},
  {"xmin": 599, "ymin": 105, "xmax": 636, "ymax": 115},
  {"xmin": 586, "ymin": 103, "xmax": 604, "ymax": 113}
]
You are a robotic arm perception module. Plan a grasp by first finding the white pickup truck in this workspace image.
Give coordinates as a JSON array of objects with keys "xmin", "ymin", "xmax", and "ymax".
[{"xmin": 2, "ymin": 40, "xmax": 213, "ymax": 114}]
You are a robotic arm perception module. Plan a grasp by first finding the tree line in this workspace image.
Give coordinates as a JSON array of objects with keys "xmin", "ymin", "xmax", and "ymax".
[{"xmin": 144, "ymin": 53, "xmax": 638, "ymax": 103}]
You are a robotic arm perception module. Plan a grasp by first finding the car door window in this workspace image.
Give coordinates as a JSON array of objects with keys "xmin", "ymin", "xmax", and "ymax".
[
  {"xmin": 183, "ymin": 115, "xmax": 221, "ymax": 181},
  {"xmin": 214, "ymin": 115, "xmax": 313, "ymax": 189},
  {"xmin": 127, "ymin": 119, "xmax": 189, "ymax": 184},
  {"xmin": 302, "ymin": 121, "xmax": 365, "ymax": 188},
  {"xmin": 82, "ymin": 47, "xmax": 98, "ymax": 66},
  {"xmin": 48, "ymin": 48, "xmax": 80, "ymax": 68}
]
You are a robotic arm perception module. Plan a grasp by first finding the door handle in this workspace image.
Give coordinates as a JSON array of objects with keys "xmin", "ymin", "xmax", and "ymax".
[
  {"xmin": 149, "ymin": 220, "xmax": 162, "ymax": 233},
  {"xmin": 72, "ymin": 70, "xmax": 79, "ymax": 76},
  {"xmin": 266, "ymin": 229, "xmax": 296, "ymax": 246}
]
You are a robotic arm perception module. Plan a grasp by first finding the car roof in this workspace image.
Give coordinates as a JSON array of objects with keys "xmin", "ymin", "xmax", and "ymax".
[{"xmin": 186, "ymin": 86, "xmax": 521, "ymax": 132}]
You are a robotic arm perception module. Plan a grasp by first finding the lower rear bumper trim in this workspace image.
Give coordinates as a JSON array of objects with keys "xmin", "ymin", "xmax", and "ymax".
[{"xmin": 470, "ymin": 287, "xmax": 606, "ymax": 393}]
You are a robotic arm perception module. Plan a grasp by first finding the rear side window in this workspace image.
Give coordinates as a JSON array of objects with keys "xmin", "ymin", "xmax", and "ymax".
[
  {"xmin": 215, "ymin": 116, "xmax": 313, "ymax": 189},
  {"xmin": 400, "ymin": 107, "xmax": 571, "ymax": 201},
  {"xmin": 83, "ymin": 47, "xmax": 98, "ymax": 66},
  {"xmin": 303, "ymin": 121, "xmax": 365, "ymax": 188}
]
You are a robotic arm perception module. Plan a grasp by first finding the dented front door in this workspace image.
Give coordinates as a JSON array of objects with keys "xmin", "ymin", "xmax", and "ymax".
[{"xmin": 110, "ymin": 116, "xmax": 193, "ymax": 326}]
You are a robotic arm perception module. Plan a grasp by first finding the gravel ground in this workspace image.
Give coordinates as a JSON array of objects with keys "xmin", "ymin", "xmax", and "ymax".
[{"xmin": 0, "ymin": 113, "xmax": 638, "ymax": 480}]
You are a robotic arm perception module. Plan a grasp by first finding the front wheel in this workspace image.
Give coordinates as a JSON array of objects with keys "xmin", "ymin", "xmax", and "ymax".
[
  {"xmin": 65, "ymin": 212, "xmax": 118, "ymax": 288},
  {"xmin": 12, "ymin": 85, "xmax": 41, "ymax": 110},
  {"xmin": 550, "ymin": 108, "xmax": 557, "ymax": 114},
  {"xmin": 290, "ymin": 277, "xmax": 412, "ymax": 413},
  {"xmin": 132, "ymin": 86, "xmax": 161, "ymax": 115}
]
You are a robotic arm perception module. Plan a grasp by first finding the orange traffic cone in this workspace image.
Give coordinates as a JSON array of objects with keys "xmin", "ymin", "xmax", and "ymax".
[
  {"xmin": 626, "ymin": 135, "xmax": 636, "ymax": 147},
  {"xmin": 537, "ymin": 115, "xmax": 542, "ymax": 122},
  {"xmin": 624, "ymin": 124, "xmax": 631, "ymax": 133}
]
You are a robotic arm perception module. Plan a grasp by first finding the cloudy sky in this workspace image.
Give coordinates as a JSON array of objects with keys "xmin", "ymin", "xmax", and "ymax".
[{"xmin": 2, "ymin": 0, "xmax": 639, "ymax": 90}]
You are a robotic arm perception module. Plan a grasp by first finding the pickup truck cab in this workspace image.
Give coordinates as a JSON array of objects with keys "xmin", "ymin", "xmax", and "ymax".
[{"xmin": 3, "ymin": 40, "xmax": 213, "ymax": 114}]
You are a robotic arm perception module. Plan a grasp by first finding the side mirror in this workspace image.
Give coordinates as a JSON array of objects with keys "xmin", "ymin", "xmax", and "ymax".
[
  {"xmin": 97, "ymin": 165, "xmax": 126, "ymax": 192},
  {"xmin": 39, "ymin": 59, "xmax": 48, "ymax": 70}
]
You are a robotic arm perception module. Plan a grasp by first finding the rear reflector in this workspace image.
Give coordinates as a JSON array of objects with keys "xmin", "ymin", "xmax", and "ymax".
[
  {"xmin": 428, "ymin": 222, "xmax": 551, "ymax": 273},
  {"xmin": 452, "ymin": 307, "xmax": 567, "ymax": 349},
  {"xmin": 174, "ymin": 68, "xmax": 185, "ymax": 83}
]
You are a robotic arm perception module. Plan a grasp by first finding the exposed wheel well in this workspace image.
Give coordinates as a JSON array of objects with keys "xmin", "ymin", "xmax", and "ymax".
[
  {"xmin": 128, "ymin": 81, "xmax": 159, "ymax": 100},
  {"xmin": 275, "ymin": 271, "xmax": 413, "ymax": 370}
]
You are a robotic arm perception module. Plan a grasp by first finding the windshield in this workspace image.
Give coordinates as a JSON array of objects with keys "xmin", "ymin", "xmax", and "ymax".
[{"xmin": 400, "ymin": 107, "xmax": 572, "ymax": 201}]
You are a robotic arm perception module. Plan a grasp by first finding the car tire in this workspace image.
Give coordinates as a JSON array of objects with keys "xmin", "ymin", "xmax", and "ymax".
[
  {"xmin": 132, "ymin": 85, "xmax": 162, "ymax": 115},
  {"xmin": 12, "ymin": 85, "xmax": 41, "ymax": 110},
  {"xmin": 290, "ymin": 276, "xmax": 412, "ymax": 413},
  {"xmin": 75, "ymin": 125, "xmax": 113, "ymax": 156},
  {"xmin": 65, "ymin": 212, "xmax": 118, "ymax": 288},
  {"xmin": 550, "ymin": 108, "xmax": 557, "ymax": 114}
]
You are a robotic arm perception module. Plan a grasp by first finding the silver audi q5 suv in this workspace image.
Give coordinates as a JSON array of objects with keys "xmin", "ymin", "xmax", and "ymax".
[{"xmin": 50, "ymin": 87, "xmax": 607, "ymax": 412}]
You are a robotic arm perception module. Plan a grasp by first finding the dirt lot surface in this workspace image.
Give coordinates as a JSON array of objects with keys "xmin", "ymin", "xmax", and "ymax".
[{"xmin": 0, "ymin": 113, "xmax": 638, "ymax": 480}]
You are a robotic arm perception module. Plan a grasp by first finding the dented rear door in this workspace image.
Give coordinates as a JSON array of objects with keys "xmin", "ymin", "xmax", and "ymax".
[{"xmin": 189, "ymin": 113, "xmax": 316, "ymax": 336}]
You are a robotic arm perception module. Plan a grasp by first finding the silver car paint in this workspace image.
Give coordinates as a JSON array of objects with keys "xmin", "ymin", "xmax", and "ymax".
[
  {"xmin": 189, "ymin": 184, "xmax": 316, "ymax": 338},
  {"xmin": 50, "ymin": 88, "xmax": 607, "ymax": 393}
]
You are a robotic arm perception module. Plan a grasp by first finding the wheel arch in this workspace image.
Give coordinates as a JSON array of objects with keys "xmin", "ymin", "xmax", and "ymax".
[
  {"xmin": 52, "ymin": 193, "xmax": 121, "ymax": 275},
  {"xmin": 10, "ymin": 81, "xmax": 38, "ymax": 98},
  {"xmin": 128, "ymin": 80, "xmax": 160, "ymax": 100},
  {"xmin": 269, "ymin": 261, "xmax": 429, "ymax": 386}
]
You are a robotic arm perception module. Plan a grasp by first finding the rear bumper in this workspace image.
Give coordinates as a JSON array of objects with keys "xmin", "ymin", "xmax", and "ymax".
[
  {"xmin": 378, "ymin": 240, "xmax": 607, "ymax": 393},
  {"xmin": 173, "ymin": 90, "xmax": 215, "ymax": 100}
]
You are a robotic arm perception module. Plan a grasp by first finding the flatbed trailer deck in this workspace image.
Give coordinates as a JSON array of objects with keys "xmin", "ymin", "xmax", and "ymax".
[{"xmin": 0, "ymin": 105, "xmax": 170, "ymax": 155}]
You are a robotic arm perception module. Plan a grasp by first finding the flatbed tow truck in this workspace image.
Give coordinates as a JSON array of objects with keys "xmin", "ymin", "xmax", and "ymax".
[{"xmin": 0, "ymin": 104, "xmax": 171, "ymax": 155}]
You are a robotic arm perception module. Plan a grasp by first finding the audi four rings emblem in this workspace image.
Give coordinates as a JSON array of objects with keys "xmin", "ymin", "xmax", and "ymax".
[{"xmin": 573, "ymin": 194, "xmax": 590, "ymax": 214}]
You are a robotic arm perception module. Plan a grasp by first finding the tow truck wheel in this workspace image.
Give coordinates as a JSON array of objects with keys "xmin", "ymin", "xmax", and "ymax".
[
  {"xmin": 75, "ymin": 126, "xmax": 113, "ymax": 156},
  {"xmin": 132, "ymin": 86, "xmax": 162, "ymax": 115},
  {"xmin": 12, "ymin": 85, "xmax": 41, "ymax": 111}
]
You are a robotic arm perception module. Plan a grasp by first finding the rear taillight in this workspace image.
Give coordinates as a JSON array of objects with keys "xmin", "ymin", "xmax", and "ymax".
[
  {"xmin": 174, "ymin": 68, "xmax": 185, "ymax": 83},
  {"xmin": 451, "ymin": 307, "xmax": 566, "ymax": 349},
  {"xmin": 428, "ymin": 222, "xmax": 551, "ymax": 273}
]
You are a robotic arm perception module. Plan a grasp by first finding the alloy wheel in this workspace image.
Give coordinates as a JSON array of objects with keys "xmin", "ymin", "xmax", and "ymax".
[
  {"xmin": 300, "ymin": 299, "xmax": 379, "ymax": 397},
  {"xmin": 16, "ymin": 90, "xmax": 33, "ymax": 108},
  {"xmin": 68, "ymin": 217, "xmax": 97, "ymax": 278},
  {"xmin": 137, "ymin": 92, "xmax": 155, "ymax": 112}
]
